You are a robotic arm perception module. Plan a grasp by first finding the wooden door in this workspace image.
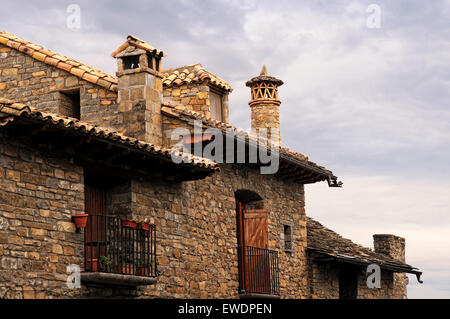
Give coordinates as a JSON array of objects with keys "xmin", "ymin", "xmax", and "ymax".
[
  {"xmin": 85, "ymin": 184, "xmax": 107, "ymax": 271},
  {"xmin": 238, "ymin": 207, "xmax": 271, "ymax": 294}
]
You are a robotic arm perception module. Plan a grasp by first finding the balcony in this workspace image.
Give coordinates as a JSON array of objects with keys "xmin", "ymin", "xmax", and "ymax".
[
  {"xmin": 239, "ymin": 246, "xmax": 280, "ymax": 297},
  {"xmin": 81, "ymin": 214, "xmax": 157, "ymax": 287}
]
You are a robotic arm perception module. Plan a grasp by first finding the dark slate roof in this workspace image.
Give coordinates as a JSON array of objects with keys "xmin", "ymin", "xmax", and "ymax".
[{"xmin": 306, "ymin": 217, "xmax": 422, "ymax": 279}]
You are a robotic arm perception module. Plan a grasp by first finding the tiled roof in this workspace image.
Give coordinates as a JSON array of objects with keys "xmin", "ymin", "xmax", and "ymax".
[
  {"xmin": 0, "ymin": 31, "xmax": 118, "ymax": 91},
  {"xmin": 0, "ymin": 98, "xmax": 218, "ymax": 172},
  {"xmin": 161, "ymin": 99, "xmax": 338, "ymax": 183},
  {"xmin": 162, "ymin": 63, "xmax": 233, "ymax": 92},
  {"xmin": 306, "ymin": 217, "xmax": 421, "ymax": 274},
  {"xmin": 111, "ymin": 35, "xmax": 164, "ymax": 58}
]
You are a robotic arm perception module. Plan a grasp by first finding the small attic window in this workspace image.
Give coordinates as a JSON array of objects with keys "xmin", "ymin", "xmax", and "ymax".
[
  {"xmin": 58, "ymin": 88, "xmax": 80, "ymax": 119},
  {"xmin": 122, "ymin": 55, "xmax": 140, "ymax": 70}
]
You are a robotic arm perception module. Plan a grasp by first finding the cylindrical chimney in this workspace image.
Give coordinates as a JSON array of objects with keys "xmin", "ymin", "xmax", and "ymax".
[{"xmin": 245, "ymin": 66, "xmax": 283, "ymax": 146}]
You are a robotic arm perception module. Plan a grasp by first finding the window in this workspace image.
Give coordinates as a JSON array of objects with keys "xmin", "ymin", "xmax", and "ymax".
[
  {"xmin": 58, "ymin": 88, "xmax": 80, "ymax": 119},
  {"xmin": 283, "ymin": 225, "xmax": 293, "ymax": 252},
  {"xmin": 209, "ymin": 90, "xmax": 223, "ymax": 122}
]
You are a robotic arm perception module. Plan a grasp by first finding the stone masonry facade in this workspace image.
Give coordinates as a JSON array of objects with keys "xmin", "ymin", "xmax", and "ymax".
[{"xmin": 0, "ymin": 32, "xmax": 418, "ymax": 299}]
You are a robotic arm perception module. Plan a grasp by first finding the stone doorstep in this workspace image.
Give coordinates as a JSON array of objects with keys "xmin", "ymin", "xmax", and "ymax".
[
  {"xmin": 238, "ymin": 293, "xmax": 281, "ymax": 300},
  {"xmin": 81, "ymin": 272, "xmax": 157, "ymax": 287}
]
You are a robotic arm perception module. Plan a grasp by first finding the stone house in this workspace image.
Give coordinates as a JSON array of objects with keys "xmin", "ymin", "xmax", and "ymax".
[{"xmin": 0, "ymin": 31, "xmax": 422, "ymax": 299}]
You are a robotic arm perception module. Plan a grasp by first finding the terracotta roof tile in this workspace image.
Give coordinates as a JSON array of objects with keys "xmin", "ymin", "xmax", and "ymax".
[
  {"xmin": 0, "ymin": 98, "xmax": 218, "ymax": 172},
  {"xmin": 0, "ymin": 31, "xmax": 118, "ymax": 91},
  {"xmin": 111, "ymin": 35, "xmax": 164, "ymax": 58},
  {"xmin": 162, "ymin": 63, "xmax": 233, "ymax": 92}
]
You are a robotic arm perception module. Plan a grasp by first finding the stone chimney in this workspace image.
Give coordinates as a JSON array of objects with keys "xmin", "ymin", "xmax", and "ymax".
[
  {"xmin": 373, "ymin": 234, "xmax": 406, "ymax": 263},
  {"xmin": 245, "ymin": 65, "xmax": 284, "ymax": 145},
  {"xmin": 112, "ymin": 35, "xmax": 165, "ymax": 146}
]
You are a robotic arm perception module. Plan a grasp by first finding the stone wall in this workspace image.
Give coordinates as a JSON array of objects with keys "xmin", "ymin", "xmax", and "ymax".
[
  {"xmin": 0, "ymin": 132, "xmax": 85, "ymax": 298},
  {"xmin": 250, "ymin": 102, "xmax": 281, "ymax": 145},
  {"xmin": 127, "ymin": 164, "xmax": 308, "ymax": 298},
  {"xmin": 307, "ymin": 255, "xmax": 408, "ymax": 299},
  {"xmin": 163, "ymin": 82, "xmax": 229, "ymax": 123},
  {"xmin": 0, "ymin": 44, "xmax": 118, "ymax": 130},
  {"xmin": 116, "ymin": 69, "xmax": 163, "ymax": 145}
]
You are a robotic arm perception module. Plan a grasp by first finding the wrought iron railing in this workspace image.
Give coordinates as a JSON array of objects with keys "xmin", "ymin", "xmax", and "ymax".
[
  {"xmin": 84, "ymin": 214, "xmax": 157, "ymax": 277},
  {"xmin": 239, "ymin": 246, "xmax": 280, "ymax": 295}
]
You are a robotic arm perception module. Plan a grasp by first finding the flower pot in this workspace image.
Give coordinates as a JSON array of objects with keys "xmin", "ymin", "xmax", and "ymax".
[
  {"xmin": 72, "ymin": 214, "xmax": 89, "ymax": 229},
  {"xmin": 121, "ymin": 219, "xmax": 137, "ymax": 229}
]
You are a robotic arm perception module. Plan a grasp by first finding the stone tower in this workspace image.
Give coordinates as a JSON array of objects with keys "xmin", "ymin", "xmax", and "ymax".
[
  {"xmin": 245, "ymin": 65, "xmax": 284, "ymax": 146},
  {"xmin": 112, "ymin": 35, "xmax": 165, "ymax": 146}
]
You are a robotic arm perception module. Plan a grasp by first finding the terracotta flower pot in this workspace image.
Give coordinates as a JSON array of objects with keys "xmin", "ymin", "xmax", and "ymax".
[
  {"xmin": 122, "ymin": 219, "xmax": 137, "ymax": 229},
  {"xmin": 72, "ymin": 214, "xmax": 89, "ymax": 229}
]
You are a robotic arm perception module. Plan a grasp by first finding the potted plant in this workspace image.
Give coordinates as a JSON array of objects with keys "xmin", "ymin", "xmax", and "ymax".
[
  {"xmin": 99, "ymin": 256, "xmax": 112, "ymax": 272},
  {"xmin": 137, "ymin": 260, "xmax": 152, "ymax": 276},
  {"xmin": 72, "ymin": 214, "xmax": 89, "ymax": 229},
  {"xmin": 121, "ymin": 219, "xmax": 138, "ymax": 229}
]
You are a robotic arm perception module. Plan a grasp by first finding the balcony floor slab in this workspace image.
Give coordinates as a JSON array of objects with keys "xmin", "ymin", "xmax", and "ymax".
[{"xmin": 81, "ymin": 272, "xmax": 157, "ymax": 287}]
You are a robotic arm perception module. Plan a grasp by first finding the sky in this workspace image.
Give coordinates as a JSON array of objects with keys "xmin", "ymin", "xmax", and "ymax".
[{"xmin": 1, "ymin": 0, "xmax": 449, "ymax": 298}]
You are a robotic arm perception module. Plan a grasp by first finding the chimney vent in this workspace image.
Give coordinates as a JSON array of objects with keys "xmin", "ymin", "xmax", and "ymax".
[
  {"xmin": 246, "ymin": 66, "xmax": 283, "ymax": 145},
  {"xmin": 112, "ymin": 35, "xmax": 165, "ymax": 146}
]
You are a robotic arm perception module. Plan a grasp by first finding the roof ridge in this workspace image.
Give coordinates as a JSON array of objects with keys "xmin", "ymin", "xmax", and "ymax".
[
  {"xmin": 161, "ymin": 63, "xmax": 202, "ymax": 73},
  {"xmin": 162, "ymin": 63, "xmax": 232, "ymax": 92},
  {"xmin": 0, "ymin": 31, "xmax": 118, "ymax": 91}
]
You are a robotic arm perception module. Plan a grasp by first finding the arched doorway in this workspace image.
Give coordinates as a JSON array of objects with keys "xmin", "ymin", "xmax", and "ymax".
[{"xmin": 235, "ymin": 190, "xmax": 277, "ymax": 295}]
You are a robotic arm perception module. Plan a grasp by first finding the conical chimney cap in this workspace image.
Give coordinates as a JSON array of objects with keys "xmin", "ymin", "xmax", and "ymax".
[
  {"xmin": 260, "ymin": 65, "xmax": 268, "ymax": 76},
  {"xmin": 246, "ymin": 65, "xmax": 283, "ymax": 87}
]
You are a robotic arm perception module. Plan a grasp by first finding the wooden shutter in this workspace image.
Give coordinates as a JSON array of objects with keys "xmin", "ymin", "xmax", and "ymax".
[
  {"xmin": 210, "ymin": 91, "xmax": 223, "ymax": 122},
  {"xmin": 85, "ymin": 184, "xmax": 107, "ymax": 271},
  {"xmin": 243, "ymin": 209, "xmax": 268, "ymax": 249}
]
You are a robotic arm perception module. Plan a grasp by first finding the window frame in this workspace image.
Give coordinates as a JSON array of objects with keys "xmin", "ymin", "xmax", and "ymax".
[{"xmin": 209, "ymin": 86, "xmax": 225, "ymax": 122}]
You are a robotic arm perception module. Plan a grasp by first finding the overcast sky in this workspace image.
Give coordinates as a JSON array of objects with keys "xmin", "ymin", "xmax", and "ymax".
[{"xmin": 1, "ymin": 0, "xmax": 449, "ymax": 298}]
